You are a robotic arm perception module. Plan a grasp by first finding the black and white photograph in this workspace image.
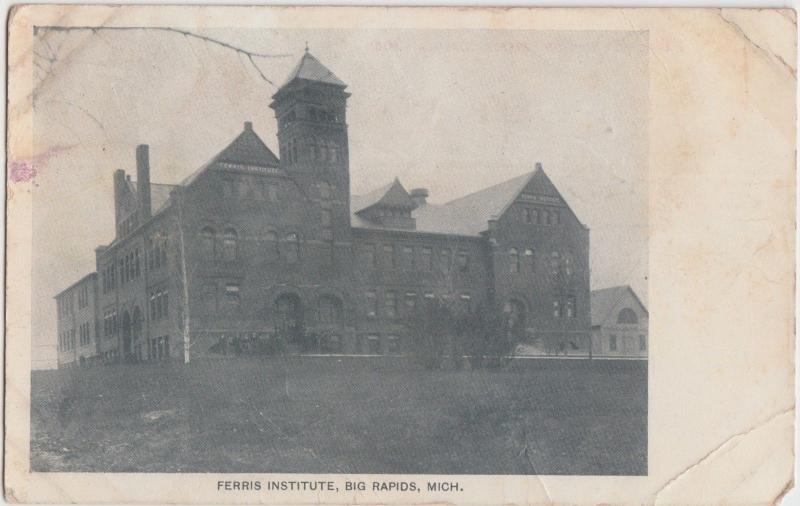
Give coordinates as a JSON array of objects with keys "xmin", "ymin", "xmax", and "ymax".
[
  {"xmin": 7, "ymin": 5, "xmax": 794, "ymax": 505},
  {"xmin": 28, "ymin": 25, "xmax": 648, "ymax": 476}
]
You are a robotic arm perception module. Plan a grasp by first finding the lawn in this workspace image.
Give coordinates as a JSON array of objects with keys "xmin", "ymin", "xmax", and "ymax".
[{"xmin": 31, "ymin": 356, "xmax": 647, "ymax": 475}]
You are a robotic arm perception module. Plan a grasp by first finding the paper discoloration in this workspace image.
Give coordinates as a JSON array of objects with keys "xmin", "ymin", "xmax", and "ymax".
[{"xmin": 5, "ymin": 5, "xmax": 795, "ymax": 505}]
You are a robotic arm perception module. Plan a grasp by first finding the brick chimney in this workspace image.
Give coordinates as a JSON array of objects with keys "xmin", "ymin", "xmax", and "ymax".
[
  {"xmin": 136, "ymin": 145, "xmax": 151, "ymax": 221},
  {"xmin": 410, "ymin": 188, "xmax": 429, "ymax": 207},
  {"xmin": 113, "ymin": 169, "xmax": 126, "ymax": 237}
]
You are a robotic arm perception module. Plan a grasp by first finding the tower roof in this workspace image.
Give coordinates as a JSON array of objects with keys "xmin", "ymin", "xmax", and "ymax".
[{"xmin": 278, "ymin": 51, "xmax": 347, "ymax": 89}]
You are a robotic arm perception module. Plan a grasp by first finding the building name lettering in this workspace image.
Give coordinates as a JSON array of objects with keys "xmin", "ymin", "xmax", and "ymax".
[
  {"xmin": 519, "ymin": 193, "xmax": 561, "ymax": 205},
  {"xmin": 218, "ymin": 162, "xmax": 280, "ymax": 175}
]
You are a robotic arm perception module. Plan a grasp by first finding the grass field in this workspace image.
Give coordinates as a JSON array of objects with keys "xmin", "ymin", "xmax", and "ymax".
[{"xmin": 31, "ymin": 356, "xmax": 647, "ymax": 475}]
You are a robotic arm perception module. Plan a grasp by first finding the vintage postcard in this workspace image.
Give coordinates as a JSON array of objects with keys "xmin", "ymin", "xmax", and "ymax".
[{"xmin": 5, "ymin": 5, "xmax": 795, "ymax": 505}]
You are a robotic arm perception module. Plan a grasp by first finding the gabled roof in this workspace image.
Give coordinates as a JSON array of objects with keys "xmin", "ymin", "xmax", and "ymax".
[
  {"xmin": 351, "ymin": 171, "xmax": 539, "ymax": 236},
  {"xmin": 591, "ymin": 285, "xmax": 649, "ymax": 326},
  {"xmin": 354, "ymin": 179, "xmax": 416, "ymax": 216},
  {"xmin": 215, "ymin": 123, "xmax": 280, "ymax": 168},
  {"xmin": 278, "ymin": 50, "xmax": 347, "ymax": 89},
  {"xmin": 413, "ymin": 172, "xmax": 534, "ymax": 236},
  {"xmin": 180, "ymin": 122, "xmax": 280, "ymax": 187}
]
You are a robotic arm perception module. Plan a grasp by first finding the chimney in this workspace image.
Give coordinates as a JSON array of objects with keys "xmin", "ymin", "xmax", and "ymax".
[
  {"xmin": 136, "ymin": 144, "xmax": 152, "ymax": 221},
  {"xmin": 244, "ymin": 121, "xmax": 253, "ymax": 131},
  {"xmin": 113, "ymin": 169, "xmax": 126, "ymax": 237},
  {"xmin": 410, "ymin": 188, "xmax": 429, "ymax": 207}
]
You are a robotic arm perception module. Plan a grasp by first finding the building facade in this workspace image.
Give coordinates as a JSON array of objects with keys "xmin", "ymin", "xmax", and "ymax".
[
  {"xmin": 54, "ymin": 50, "xmax": 592, "ymax": 366},
  {"xmin": 54, "ymin": 273, "xmax": 99, "ymax": 367},
  {"xmin": 590, "ymin": 286, "xmax": 648, "ymax": 358}
]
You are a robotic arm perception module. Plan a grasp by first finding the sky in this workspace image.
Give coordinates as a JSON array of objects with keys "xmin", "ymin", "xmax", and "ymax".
[{"xmin": 31, "ymin": 27, "xmax": 648, "ymax": 369}]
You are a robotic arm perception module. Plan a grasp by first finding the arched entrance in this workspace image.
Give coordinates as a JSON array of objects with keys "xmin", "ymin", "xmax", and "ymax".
[{"xmin": 275, "ymin": 293, "xmax": 303, "ymax": 344}]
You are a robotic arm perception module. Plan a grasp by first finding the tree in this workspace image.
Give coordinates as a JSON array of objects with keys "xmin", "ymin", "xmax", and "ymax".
[
  {"xmin": 406, "ymin": 298, "xmax": 455, "ymax": 370},
  {"xmin": 455, "ymin": 303, "xmax": 519, "ymax": 369}
]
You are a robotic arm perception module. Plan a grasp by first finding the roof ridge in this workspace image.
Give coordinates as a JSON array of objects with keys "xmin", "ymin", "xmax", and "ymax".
[{"xmin": 441, "ymin": 171, "xmax": 534, "ymax": 207}]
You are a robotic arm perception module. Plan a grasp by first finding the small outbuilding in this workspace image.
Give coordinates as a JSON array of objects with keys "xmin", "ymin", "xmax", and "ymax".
[{"xmin": 591, "ymin": 286, "xmax": 648, "ymax": 358}]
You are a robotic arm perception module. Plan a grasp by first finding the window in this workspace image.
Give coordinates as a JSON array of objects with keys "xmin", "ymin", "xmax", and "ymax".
[
  {"xmin": 639, "ymin": 335, "xmax": 647, "ymax": 351},
  {"xmin": 618, "ymin": 308, "xmax": 638, "ymax": 324},
  {"xmin": 385, "ymin": 291, "xmax": 397, "ymax": 318},
  {"xmin": 531, "ymin": 209, "xmax": 539, "ymax": 224},
  {"xmin": 420, "ymin": 247, "xmax": 432, "ymax": 271},
  {"xmin": 564, "ymin": 251, "xmax": 574, "ymax": 276},
  {"xmin": 550, "ymin": 251, "xmax": 561, "ymax": 277},
  {"xmin": 222, "ymin": 178, "xmax": 234, "ymax": 198},
  {"xmin": 367, "ymin": 335, "xmax": 381, "ymax": 354},
  {"xmin": 565, "ymin": 296, "xmax": 576, "ymax": 318},
  {"xmin": 424, "ymin": 292, "xmax": 435, "ymax": 299},
  {"xmin": 265, "ymin": 231, "xmax": 279, "ymax": 261},
  {"xmin": 553, "ymin": 299, "xmax": 561, "ymax": 318},
  {"xmin": 285, "ymin": 233, "xmax": 299, "ymax": 263},
  {"xmin": 203, "ymin": 284, "xmax": 217, "ymax": 313},
  {"xmin": 405, "ymin": 292, "xmax": 417, "ymax": 313},
  {"xmin": 201, "ymin": 227, "xmax": 215, "ymax": 260},
  {"xmin": 609, "ymin": 335, "xmax": 618, "ymax": 351},
  {"xmin": 509, "ymin": 248, "xmax": 519, "ymax": 273},
  {"xmin": 540, "ymin": 209, "xmax": 549, "ymax": 225},
  {"xmin": 222, "ymin": 228, "xmax": 238, "ymax": 261},
  {"xmin": 523, "ymin": 208, "xmax": 532, "ymax": 223},
  {"xmin": 224, "ymin": 283, "xmax": 240, "ymax": 304},
  {"xmin": 366, "ymin": 291, "xmax": 377, "ymax": 317},
  {"xmin": 440, "ymin": 249, "xmax": 452, "ymax": 272},
  {"xmin": 457, "ymin": 251, "xmax": 469, "ymax": 271},
  {"xmin": 318, "ymin": 296, "xmax": 342, "ymax": 325},
  {"xmin": 387, "ymin": 335, "xmax": 400, "ymax": 354},
  {"xmin": 525, "ymin": 248, "xmax": 535, "ymax": 271},
  {"xmin": 551, "ymin": 210, "xmax": 560, "ymax": 225},
  {"xmin": 459, "ymin": 294, "xmax": 472, "ymax": 314},
  {"xmin": 401, "ymin": 246, "xmax": 414, "ymax": 270},
  {"xmin": 383, "ymin": 244, "xmax": 395, "ymax": 269},
  {"xmin": 363, "ymin": 244, "xmax": 375, "ymax": 269}
]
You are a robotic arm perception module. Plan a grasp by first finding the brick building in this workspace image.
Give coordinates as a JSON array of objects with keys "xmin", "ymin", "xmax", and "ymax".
[
  {"xmin": 54, "ymin": 50, "xmax": 591, "ymax": 366},
  {"xmin": 590, "ymin": 286, "xmax": 648, "ymax": 358}
]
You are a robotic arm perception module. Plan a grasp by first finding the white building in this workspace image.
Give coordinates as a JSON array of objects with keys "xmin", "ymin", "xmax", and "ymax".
[{"xmin": 591, "ymin": 286, "xmax": 648, "ymax": 358}]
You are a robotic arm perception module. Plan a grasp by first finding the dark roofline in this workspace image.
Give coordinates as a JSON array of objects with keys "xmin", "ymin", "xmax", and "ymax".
[
  {"xmin": 351, "ymin": 225, "xmax": 484, "ymax": 242},
  {"xmin": 54, "ymin": 272, "xmax": 97, "ymax": 299}
]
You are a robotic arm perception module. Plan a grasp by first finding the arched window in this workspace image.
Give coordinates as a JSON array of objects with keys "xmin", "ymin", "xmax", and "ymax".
[
  {"xmin": 200, "ymin": 227, "xmax": 215, "ymax": 260},
  {"xmin": 222, "ymin": 228, "xmax": 238, "ymax": 261},
  {"xmin": 525, "ymin": 248, "xmax": 535, "ymax": 271},
  {"xmin": 564, "ymin": 251, "xmax": 574, "ymax": 276},
  {"xmin": 617, "ymin": 308, "xmax": 638, "ymax": 324},
  {"xmin": 285, "ymin": 233, "xmax": 299, "ymax": 263},
  {"xmin": 550, "ymin": 251, "xmax": 561, "ymax": 276},
  {"xmin": 509, "ymin": 248, "xmax": 520, "ymax": 273},
  {"xmin": 265, "ymin": 231, "xmax": 279, "ymax": 261}
]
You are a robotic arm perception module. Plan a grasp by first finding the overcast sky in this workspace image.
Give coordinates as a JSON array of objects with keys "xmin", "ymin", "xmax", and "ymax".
[{"xmin": 31, "ymin": 27, "xmax": 647, "ymax": 368}]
